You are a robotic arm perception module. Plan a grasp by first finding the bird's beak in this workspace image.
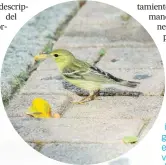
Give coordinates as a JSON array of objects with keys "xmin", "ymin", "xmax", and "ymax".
[{"xmin": 34, "ymin": 53, "xmax": 51, "ymax": 61}]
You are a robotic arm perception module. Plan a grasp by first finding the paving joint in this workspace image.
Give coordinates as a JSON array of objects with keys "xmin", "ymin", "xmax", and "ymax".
[
  {"xmin": 53, "ymin": 5, "xmax": 81, "ymax": 41},
  {"xmin": 136, "ymin": 119, "xmax": 150, "ymax": 138}
]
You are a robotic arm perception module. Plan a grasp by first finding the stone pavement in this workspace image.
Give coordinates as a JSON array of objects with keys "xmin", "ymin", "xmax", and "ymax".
[{"xmin": 5, "ymin": 1, "xmax": 164, "ymax": 165}]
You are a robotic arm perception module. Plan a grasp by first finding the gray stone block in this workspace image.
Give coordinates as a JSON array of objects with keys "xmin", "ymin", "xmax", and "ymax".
[
  {"xmin": 20, "ymin": 70, "xmax": 65, "ymax": 94},
  {"xmin": 55, "ymin": 35, "xmax": 156, "ymax": 48},
  {"xmin": 40, "ymin": 143, "xmax": 133, "ymax": 164},
  {"xmin": 65, "ymin": 19, "xmax": 152, "ymax": 43},
  {"xmin": 64, "ymin": 96, "xmax": 162, "ymax": 120},
  {"xmin": 58, "ymin": 1, "xmax": 154, "ymax": 45},
  {"xmin": 10, "ymin": 118, "xmax": 144, "ymax": 143},
  {"xmin": 97, "ymin": 48, "xmax": 162, "ymax": 69}
]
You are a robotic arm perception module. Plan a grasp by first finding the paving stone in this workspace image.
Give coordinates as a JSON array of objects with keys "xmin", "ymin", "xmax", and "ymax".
[
  {"xmin": 97, "ymin": 48, "xmax": 162, "ymax": 69},
  {"xmin": 70, "ymin": 13, "xmax": 124, "ymax": 25},
  {"xmin": 6, "ymin": 93, "xmax": 70, "ymax": 117},
  {"xmin": 67, "ymin": 11, "xmax": 137, "ymax": 31},
  {"xmin": 10, "ymin": 118, "xmax": 144, "ymax": 143},
  {"xmin": 64, "ymin": 96, "xmax": 162, "ymax": 120},
  {"xmin": 55, "ymin": 36, "xmax": 111, "ymax": 48},
  {"xmin": 76, "ymin": 2, "xmax": 138, "ymax": 31},
  {"xmin": 20, "ymin": 70, "xmax": 65, "ymax": 94},
  {"xmin": 64, "ymin": 19, "xmax": 152, "ymax": 43},
  {"xmin": 55, "ymin": 36, "xmax": 156, "ymax": 48},
  {"xmin": 56, "ymin": 2, "xmax": 153, "ymax": 47},
  {"xmin": 40, "ymin": 142, "xmax": 133, "ymax": 164}
]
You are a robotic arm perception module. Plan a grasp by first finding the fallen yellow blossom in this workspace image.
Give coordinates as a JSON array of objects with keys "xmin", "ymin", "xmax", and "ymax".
[{"xmin": 26, "ymin": 98, "xmax": 60, "ymax": 118}]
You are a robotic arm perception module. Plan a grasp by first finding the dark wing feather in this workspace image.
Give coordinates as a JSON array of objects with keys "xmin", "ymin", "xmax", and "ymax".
[
  {"xmin": 90, "ymin": 66, "xmax": 124, "ymax": 82},
  {"xmin": 90, "ymin": 66, "xmax": 140, "ymax": 86}
]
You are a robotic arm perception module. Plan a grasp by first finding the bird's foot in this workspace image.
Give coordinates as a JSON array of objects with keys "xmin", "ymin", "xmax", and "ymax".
[
  {"xmin": 71, "ymin": 96, "xmax": 91, "ymax": 104},
  {"xmin": 71, "ymin": 90, "xmax": 100, "ymax": 104},
  {"xmin": 72, "ymin": 101, "xmax": 87, "ymax": 104}
]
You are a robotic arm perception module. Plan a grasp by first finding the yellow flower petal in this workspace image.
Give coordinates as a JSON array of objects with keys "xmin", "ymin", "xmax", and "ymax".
[{"xmin": 26, "ymin": 98, "xmax": 52, "ymax": 118}]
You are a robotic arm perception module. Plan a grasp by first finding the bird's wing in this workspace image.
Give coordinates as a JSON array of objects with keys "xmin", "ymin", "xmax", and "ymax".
[
  {"xmin": 87, "ymin": 66, "xmax": 140, "ymax": 87},
  {"xmin": 62, "ymin": 63, "xmax": 123, "ymax": 83},
  {"xmin": 88, "ymin": 66, "xmax": 124, "ymax": 82}
]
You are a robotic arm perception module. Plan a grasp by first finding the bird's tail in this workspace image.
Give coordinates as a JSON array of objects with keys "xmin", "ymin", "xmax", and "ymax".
[{"xmin": 119, "ymin": 80, "xmax": 140, "ymax": 88}]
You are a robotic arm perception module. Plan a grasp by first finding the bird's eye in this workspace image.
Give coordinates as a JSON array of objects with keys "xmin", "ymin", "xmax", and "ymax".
[{"xmin": 54, "ymin": 54, "xmax": 59, "ymax": 57}]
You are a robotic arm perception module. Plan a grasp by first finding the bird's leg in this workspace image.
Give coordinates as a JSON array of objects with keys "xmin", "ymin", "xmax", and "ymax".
[
  {"xmin": 72, "ymin": 90, "xmax": 100, "ymax": 104},
  {"xmin": 90, "ymin": 89, "xmax": 100, "ymax": 100},
  {"xmin": 72, "ymin": 95, "xmax": 91, "ymax": 104}
]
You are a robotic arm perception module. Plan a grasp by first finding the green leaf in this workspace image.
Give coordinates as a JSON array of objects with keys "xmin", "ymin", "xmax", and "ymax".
[
  {"xmin": 123, "ymin": 136, "xmax": 138, "ymax": 144},
  {"xmin": 99, "ymin": 48, "xmax": 106, "ymax": 56},
  {"xmin": 121, "ymin": 14, "xmax": 131, "ymax": 21}
]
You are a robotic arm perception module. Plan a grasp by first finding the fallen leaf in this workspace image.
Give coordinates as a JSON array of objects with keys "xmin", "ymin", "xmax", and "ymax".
[
  {"xmin": 120, "ymin": 13, "xmax": 131, "ymax": 21},
  {"xmin": 123, "ymin": 136, "xmax": 138, "ymax": 144},
  {"xmin": 26, "ymin": 98, "xmax": 52, "ymax": 118},
  {"xmin": 99, "ymin": 48, "xmax": 106, "ymax": 57}
]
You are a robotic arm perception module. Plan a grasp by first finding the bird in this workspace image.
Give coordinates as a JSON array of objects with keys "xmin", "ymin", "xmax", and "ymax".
[{"xmin": 35, "ymin": 49, "xmax": 140, "ymax": 104}]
